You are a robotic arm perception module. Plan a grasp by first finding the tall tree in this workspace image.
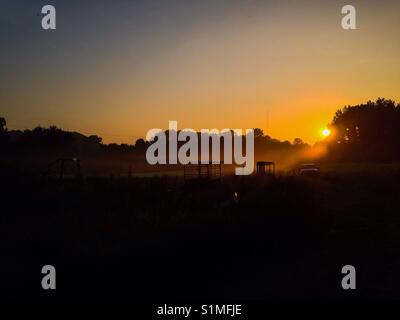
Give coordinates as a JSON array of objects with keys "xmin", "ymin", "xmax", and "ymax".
[
  {"xmin": 329, "ymin": 98, "xmax": 400, "ymax": 160},
  {"xmin": 0, "ymin": 117, "xmax": 6, "ymax": 134},
  {"xmin": 0, "ymin": 117, "xmax": 8, "ymax": 146}
]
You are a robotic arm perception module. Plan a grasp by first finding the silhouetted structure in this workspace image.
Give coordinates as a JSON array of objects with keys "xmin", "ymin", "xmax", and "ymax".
[
  {"xmin": 44, "ymin": 157, "xmax": 82, "ymax": 180},
  {"xmin": 184, "ymin": 162, "xmax": 222, "ymax": 182},
  {"xmin": 256, "ymin": 161, "xmax": 275, "ymax": 175}
]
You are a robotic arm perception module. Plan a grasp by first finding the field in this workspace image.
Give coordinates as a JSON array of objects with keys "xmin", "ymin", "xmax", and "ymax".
[{"xmin": 2, "ymin": 162, "xmax": 400, "ymax": 301}]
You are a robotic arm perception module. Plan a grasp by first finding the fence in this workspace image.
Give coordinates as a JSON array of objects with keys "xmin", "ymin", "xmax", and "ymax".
[{"xmin": 183, "ymin": 163, "xmax": 222, "ymax": 181}]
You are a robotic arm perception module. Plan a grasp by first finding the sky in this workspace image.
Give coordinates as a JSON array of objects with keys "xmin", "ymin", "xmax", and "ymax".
[{"xmin": 1, "ymin": 0, "xmax": 399, "ymax": 144}]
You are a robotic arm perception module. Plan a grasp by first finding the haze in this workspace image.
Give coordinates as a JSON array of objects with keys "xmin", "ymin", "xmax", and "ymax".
[{"xmin": 1, "ymin": 0, "xmax": 399, "ymax": 144}]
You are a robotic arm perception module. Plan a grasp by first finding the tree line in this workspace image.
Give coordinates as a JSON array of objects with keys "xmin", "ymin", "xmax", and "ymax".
[{"xmin": 1, "ymin": 97, "xmax": 399, "ymax": 162}]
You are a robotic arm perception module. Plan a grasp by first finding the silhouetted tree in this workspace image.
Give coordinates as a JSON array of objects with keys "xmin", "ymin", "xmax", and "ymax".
[
  {"xmin": 0, "ymin": 117, "xmax": 6, "ymax": 134},
  {"xmin": 135, "ymin": 138, "xmax": 147, "ymax": 151},
  {"xmin": 253, "ymin": 128, "xmax": 265, "ymax": 139},
  {"xmin": 0, "ymin": 117, "xmax": 8, "ymax": 145},
  {"xmin": 13, "ymin": 125, "xmax": 77, "ymax": 157},
  {"xmin": 293, "ymin": 138, "xmax": 305, "ymax": 146},
  {"xmin": 88, "ymin": 135, "xmax": 102, "ymax": 144},
  {"xmin": 328, "ymin": 98, "xmax": 400, "ymax": 161}
]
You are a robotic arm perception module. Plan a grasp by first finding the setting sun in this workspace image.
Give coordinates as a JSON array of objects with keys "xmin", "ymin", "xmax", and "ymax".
[{"xmin": 322, "ymin": 128, "xmax": 331, "ymax": 138}]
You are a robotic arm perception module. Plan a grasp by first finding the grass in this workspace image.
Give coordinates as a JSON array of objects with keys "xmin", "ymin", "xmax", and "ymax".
[{"xmin": 2, "ymin": 163, "xmax": 400, "ymax": 300}]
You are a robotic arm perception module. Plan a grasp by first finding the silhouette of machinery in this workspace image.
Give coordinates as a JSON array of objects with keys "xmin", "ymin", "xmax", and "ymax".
[
  {"xmin": 44, "ymin": 157, "xmax": 82, "ymax": 180},
  {"xmin": 256, "ymin": 161, "xmax": 275, "ymax": 175}
]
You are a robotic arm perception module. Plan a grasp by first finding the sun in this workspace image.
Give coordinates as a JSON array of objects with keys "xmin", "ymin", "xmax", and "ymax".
[{"xmin": 321, "ymin": 128, "xmax": 331, "ymax": 138}]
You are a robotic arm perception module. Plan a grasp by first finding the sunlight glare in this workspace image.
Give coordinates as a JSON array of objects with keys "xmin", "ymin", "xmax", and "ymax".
[{"xmin": 322, "ymin": 128, "xmax": 331, "ymax": 138}]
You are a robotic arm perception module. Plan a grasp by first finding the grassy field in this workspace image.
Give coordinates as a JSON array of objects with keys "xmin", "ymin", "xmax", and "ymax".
[{"xmin": 2, "ymin": 162, "xmax": 400, "ymax": 301}]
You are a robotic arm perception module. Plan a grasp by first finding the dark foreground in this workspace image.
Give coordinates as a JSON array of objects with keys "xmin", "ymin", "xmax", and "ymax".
[{"xmin": 2, "ymin": 163, "xmax": 400, "ymax": 302}]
